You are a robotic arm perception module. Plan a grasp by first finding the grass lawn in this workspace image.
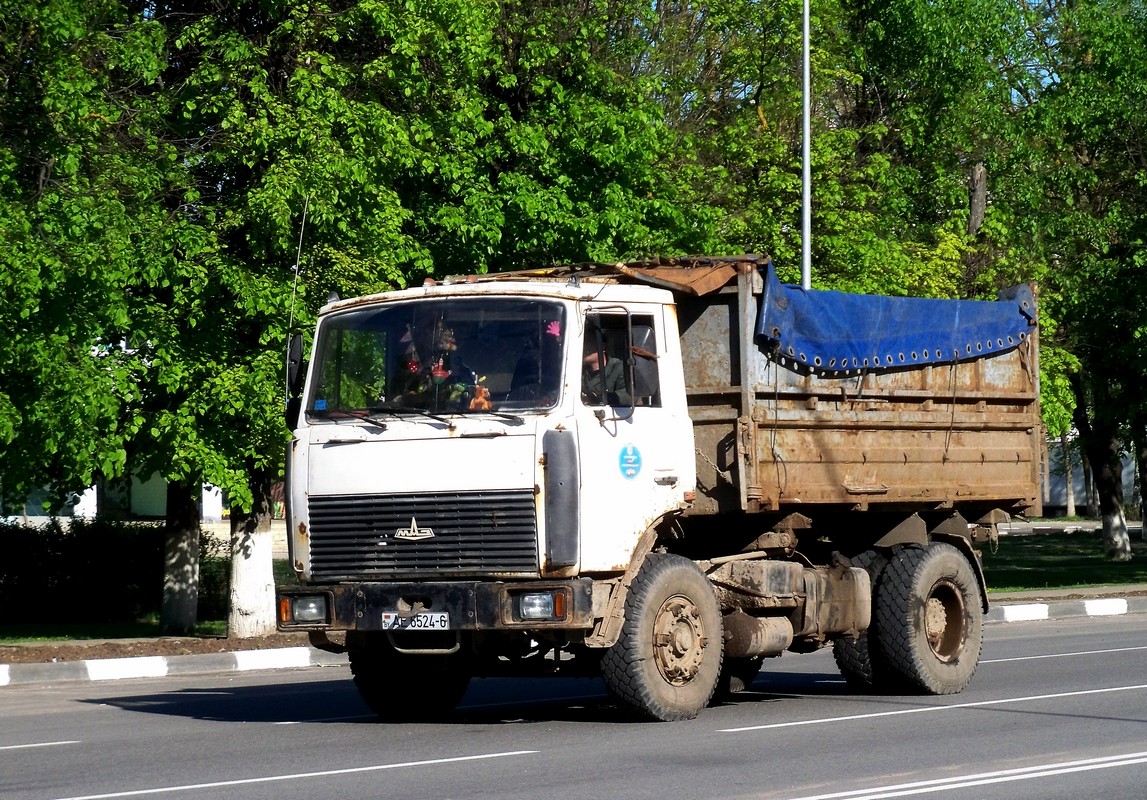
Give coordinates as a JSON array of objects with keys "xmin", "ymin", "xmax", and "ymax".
[{"xmin": 983, "ymin": 528, "xmax": 1147, "ymax": 593}]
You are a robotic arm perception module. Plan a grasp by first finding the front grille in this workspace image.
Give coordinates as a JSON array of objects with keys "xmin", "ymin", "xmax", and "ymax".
[{"xmin": 307, "ymin": 490, "xmax": 539, "ymax": 580}]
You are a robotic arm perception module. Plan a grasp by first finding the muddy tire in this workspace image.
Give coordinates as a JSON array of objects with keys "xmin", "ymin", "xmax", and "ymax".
[
  {"xmin": 347, "ymin": 632, "xmax": 471, "ymax": 721},
  {"xmin": 600, "ymin": 553, "xmax": 724, "ymax": 721},
  {"xmin": 875, "ymin": 543, "xmax": 983, "ymax": 694},
  {"xmin": 832, "ymin": 549, "xmax": 893, "ymax": 691}
]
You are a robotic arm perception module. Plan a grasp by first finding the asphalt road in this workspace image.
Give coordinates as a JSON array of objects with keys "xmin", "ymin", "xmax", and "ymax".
[{"xmin": 4, "ymin": 615, "xmax": 1146, "ymax": 800}]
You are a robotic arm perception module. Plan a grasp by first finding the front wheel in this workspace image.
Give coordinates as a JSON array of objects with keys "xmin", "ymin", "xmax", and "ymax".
[
  {"xmin": 875, "ymin": 543, "xmax": 983, "ymax": 694},
  {"xmin": 600, "ymin": 553, "xmax": 724, "ymax": 721}
]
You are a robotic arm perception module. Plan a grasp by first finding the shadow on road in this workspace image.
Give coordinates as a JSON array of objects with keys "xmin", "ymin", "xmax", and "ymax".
[{"xmin": 82, "ymin": 668, "xmax": 852, "ymax": 726}]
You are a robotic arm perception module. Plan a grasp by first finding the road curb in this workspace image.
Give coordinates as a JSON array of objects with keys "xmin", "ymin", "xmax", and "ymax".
[
  {"xmin": 0, "ymin": 646, "xmax": 348, "ymax": 688},
  {"xmin": 985, "ymin": 595, "xmax": 1147, "ymax": 624},
  {"xmin": 4, "ymin": 597, "xmax": 1146, "ymax": 688}
]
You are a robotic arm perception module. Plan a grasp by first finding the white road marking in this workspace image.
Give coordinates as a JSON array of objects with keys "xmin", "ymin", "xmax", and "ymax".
[
  {"xmin": 233, "ymin": 647, "xmax": 312, "ymax": 671},
  {"xmin": 983, "ymin": 644, "xmax": 1147, "ymax": 663},
  {"xmin": 49, "ymin": 750, "xmax": 539, "ymax": 800},
  {"xmin": 0, "ymin": 740, "xmax": 81, "ymax": 751},
  {"xmin": 999, "ymin": 604, "xmax": 1049, "ymax": 622},
  {"xmin": 85, "ymin": 657, "xmax": 168, "ymax": 681},
  {"xmin": 993, "ymin": 597, "xmax": 1133, "ymax": 622},
  {"xmin": 718, "ymin": 683, "xmax": 1147, "ymax": 733},
  {"xmin": 1084, "ymin": 598, "xmax": 1129, "ymax": 616},
  {"xmin": 783, "ymin": 751, "xmax": 1147, "ymax": 799}
]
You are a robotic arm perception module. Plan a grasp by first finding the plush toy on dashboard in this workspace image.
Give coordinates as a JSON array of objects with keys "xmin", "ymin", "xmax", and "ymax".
[{"xmin": 469, "ymin": 384, "xmax": 492, "ymax": 410}]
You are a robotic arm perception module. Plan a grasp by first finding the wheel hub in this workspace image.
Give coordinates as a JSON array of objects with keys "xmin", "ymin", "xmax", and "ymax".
[
  {"xmin": 925, "ymin": 579, "xmax": 967, "ymax": 662},
  {"xmin": 652, "ymin": 594, "xmax": 709, "ymax": 685}
]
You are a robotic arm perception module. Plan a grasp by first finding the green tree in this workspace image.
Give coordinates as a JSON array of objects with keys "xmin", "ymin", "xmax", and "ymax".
[
  {"xmin": 0, "ymin": 1, "xmax": 174, "ymax": 511},
  {"xmin": 1021, "ymin": 0, "xmax": 1147, "ymax": 559}
]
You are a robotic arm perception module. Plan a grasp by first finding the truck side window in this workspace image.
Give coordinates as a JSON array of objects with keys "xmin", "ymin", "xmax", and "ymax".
[
  {"xmin": 312, "ymin": 328, "xmax": 388, "ymax": 412},
  {"xmin": 629, "ymin": 321, "xmax": 661, "ymax": 407},
  {"xmin": 581, "ymin": 314, "xmax": 660, "ymax": 407}
]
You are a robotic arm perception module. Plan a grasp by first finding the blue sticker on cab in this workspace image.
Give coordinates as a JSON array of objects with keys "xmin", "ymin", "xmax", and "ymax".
[{"xmin": 619, "ymin": 444, "xmax": 642, "ymax": 480}]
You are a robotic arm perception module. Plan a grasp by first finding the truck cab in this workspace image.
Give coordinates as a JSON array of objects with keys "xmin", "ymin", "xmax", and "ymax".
[{"xmin": 284, "ymin": 277, "xmax": 695, "ymax": 583}]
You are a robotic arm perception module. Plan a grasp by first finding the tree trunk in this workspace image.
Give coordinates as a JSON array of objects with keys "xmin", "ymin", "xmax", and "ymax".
[
  {"xmin": 967, "ymin": 161, "xmax": 987, "ymax": 238},
  {"xmin": 1101, "ymin": 503, "xmax": 1132, "ymax": 562},
  {"xmin": 227, "ymin": 476, "xmax": 277, "ymax": 638},
  {"xmin": 1042, "ymin": 427, "xmax": 1051, "ymax": 507},
  {"xmin": 1062, "ymin": 431, "xmax": 1076, "ymax": 518},
  {"xmin": 1131, "ymin": 416, "xmax": 1147, "ymax": 524},
  {"xmin": 1082, "ymin": 451, "xmax": 1099, "ymax": 517},
  {"xmin": 1071, "ymin": 376, "xmax": 1131, "ymax": 561},
  {"xmin": 161, "ymin": 480, "xmax": 201, "ymax": 635}
]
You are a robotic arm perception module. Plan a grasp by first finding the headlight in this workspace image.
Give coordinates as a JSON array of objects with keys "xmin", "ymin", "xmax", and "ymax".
[
  {"xmin": 283, "ymin": 595, "xmax": 329, "ymax": 624},
  {"xmin": 517, "ymin": 590, "xmax": 567, "ymax": 621}
]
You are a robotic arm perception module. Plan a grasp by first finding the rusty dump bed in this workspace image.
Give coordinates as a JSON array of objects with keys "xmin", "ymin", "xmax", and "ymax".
[
  {"xmin": 669, "ymin": 258, "xmax": 1041, "ymax": 518},
  {"xmin": 471, "ymin": 255, "xmax": 1041, "ymax": 519}
]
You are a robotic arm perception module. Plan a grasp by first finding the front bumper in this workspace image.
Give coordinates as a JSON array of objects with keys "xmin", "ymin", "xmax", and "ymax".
[{"xmin": 277, "ymin": 578, "xmax": 596, "ymax": 633}]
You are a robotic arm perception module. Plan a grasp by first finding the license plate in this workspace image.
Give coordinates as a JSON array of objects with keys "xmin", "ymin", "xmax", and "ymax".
[{"xmin": 381, "ymin": 611, "xmax": 450, "ymax": 631}]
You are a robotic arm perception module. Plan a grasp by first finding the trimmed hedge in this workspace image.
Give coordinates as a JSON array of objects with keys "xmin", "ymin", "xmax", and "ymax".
[{"xmin": 0, "ymin": 518, "xmax": 229, "ymax": 624}]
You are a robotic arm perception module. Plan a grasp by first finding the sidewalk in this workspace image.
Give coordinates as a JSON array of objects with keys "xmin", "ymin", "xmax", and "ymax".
[
  {"xmin": 998, "ymin": 519, "xmax": 1145, "ymax": 538},
  {"xmin": 4, "ymin": 584, "xmax": 1146, "ymax": 689}
]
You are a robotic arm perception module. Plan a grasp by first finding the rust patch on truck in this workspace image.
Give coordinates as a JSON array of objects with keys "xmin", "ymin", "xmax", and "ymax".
[{"xmin": 294, "ymin": 521, "xmax": 308, "ymax": 573}]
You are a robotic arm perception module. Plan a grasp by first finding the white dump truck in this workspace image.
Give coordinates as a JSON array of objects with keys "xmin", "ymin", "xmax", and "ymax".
[{"xmin": 277, "ymin": 255, "xmax": 1040, "ymax": 721}]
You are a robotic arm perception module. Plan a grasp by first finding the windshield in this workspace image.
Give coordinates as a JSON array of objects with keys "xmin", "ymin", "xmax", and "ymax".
[{"xmin": 307, "ymin": 297, "xmax": 566, "ymax": 418}]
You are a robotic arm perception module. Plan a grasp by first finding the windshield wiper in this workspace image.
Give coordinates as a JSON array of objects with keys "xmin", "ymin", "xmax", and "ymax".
[
  {"xmin": 464, "ymin": 409, "xmax": 525, "ymax": 424},
  {"xmin": 314, "ymin": 405, "xmax": 521, "ymax": 428},
  {"xmin": 377, "ymin": 405, "xmax": 456, "ymax": 427},
  {"xmin": 307, "ymin": 408, "xmax": 389, "ymax": 429}
]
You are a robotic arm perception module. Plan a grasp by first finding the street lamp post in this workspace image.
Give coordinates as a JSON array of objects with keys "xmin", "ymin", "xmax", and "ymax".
[{"xmin": 801, "ymin": 0, "xmax": 812, "ymax": 290}]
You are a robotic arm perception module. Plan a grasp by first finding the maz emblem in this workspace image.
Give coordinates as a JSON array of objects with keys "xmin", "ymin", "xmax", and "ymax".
[{"xmin": 394, "ymin": 517, "xmax": 435, "ymax": 541}]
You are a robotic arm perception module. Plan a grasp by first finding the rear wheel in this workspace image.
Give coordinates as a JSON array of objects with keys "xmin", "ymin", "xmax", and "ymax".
[
  {"xmin": 600, "ymin": 553, "xmax": 724, "ymax": 721},
  {"xmin": 832, "ymin": 549, "xmax": 893, "ymax": 690},
  {"xmin": 347, "ymin": 632, "xmax": 471, "ymax": 721},
  {"xmin": 875, "ymin": 543, "xmax": 983, "ymax": 694}
]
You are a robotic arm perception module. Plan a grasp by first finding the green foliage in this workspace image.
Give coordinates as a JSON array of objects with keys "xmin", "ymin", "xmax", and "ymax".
[
  {"xmin": 0, "ymin": 1, "xmax": 167, "ymax": 504},
  {"xmin": 1019, "ymin": 0, "xmax": 1147, "ymax": 474},
  {"xmin": 1039, "ymin": 337, "xmax": 1081, "ymax": 439},
  {"xmin": 2, "ymin": 0, "xmax": 1145, "ymax": 524}
]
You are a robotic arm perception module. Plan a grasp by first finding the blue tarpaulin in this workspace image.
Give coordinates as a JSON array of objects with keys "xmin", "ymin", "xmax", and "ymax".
[{"xmin": 757, "ymin": 263, "xmax": 1036, "ymax": 374}]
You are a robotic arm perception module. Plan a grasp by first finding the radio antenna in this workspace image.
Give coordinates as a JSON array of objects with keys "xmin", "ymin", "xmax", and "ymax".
[{"xmin": 285, "ymin": 195, "xmax": 310, "ymax": 402}]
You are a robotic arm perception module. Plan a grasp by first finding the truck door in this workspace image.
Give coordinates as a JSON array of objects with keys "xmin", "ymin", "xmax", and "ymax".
[{"xmin": 575, "ymin": 308, "xmax": 693, "ymax": 572}]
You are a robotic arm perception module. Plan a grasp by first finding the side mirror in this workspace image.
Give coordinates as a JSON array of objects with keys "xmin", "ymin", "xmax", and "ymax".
[
  {"xmin": 285, "ymin": 334, "xmax": 306, "ymax": 430},
  {"xmin": 286, "ymin": 333, "xmax": 305, "ymax": 397},
  {"xmin": 285, "ymin": 395, "xmax": 302, "ymax": 431}
]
